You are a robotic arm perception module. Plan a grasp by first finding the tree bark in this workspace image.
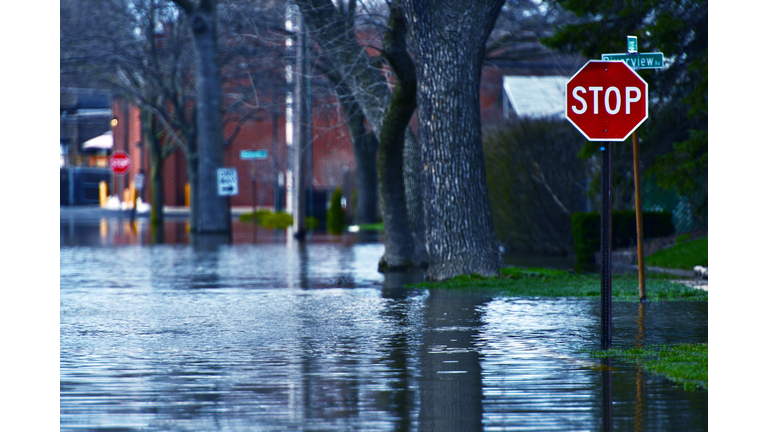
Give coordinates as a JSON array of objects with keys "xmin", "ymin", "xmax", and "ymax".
[
  {"xmin": 142, "ymin": 109, "xmax": 164, "ymax": 228},
  {"xmin": 402, "ymin": 0, "xmax": 504, "ymax": 280},
  {"xmin": 335, "ymin": 84, "xmax": 379, "ymax": 225},
  {"xmin": 377, "ymin": 1, "xmax": 420, "ymax": 271},
  {"xmin": 175, "ymin": 0, "xmax": 230, "ymax": 235},
  {"xmin": 294, "ymin": 0, "xmax": 427, "ymax": 268}
]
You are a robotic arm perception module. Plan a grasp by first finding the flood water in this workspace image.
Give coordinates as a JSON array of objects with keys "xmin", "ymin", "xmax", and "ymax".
[{"xmin": 61, "ymin": 217, "xmax": 707, "ymax": 431}]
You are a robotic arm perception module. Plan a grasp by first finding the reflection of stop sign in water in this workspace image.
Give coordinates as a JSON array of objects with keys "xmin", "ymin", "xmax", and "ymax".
[
  {"xmin": 566, "ymin": 60, "xmax": 648, "ymax": 141},
  {"xmin": 109, "ymin": 150, "xmax": 131, "ymax": 175}
]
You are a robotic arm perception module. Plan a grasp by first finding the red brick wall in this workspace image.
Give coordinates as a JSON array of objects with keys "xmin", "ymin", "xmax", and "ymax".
[{"xmin": 223, "ymin": 111, "xmax": 287, "ymax": 208}]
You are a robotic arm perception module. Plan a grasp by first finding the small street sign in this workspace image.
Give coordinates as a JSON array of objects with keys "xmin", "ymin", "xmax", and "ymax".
[
  {"xmin": 217, "ymin": 167, "xmax": 239, "ymax": 196},
  {"xmin": 566, "ymin": 60, "xmax": 648, "ymax": 141},
  {"xmin": 134, "ymin": 173, "xmax": 145, "ymax": 190},
  {"xmin": 601, "ymin": 52, "xmax": 664, "ymax": 69},
  {"xmin": 109, "ymin": 150, "xmax": 131, "ymax": 175},
  {"xmin": 240, "ymin": 149, "xmax": 268, "ymax": 160},
  {"xmin": 627, "ymin": 36, "xmax": 638, "ymax": 53}
]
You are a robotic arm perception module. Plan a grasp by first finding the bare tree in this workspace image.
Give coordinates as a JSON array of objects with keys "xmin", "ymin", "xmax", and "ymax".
[
  {"xmin": 61, "ymin": 0, "xmax": 195, "ymax": 228},
  {"xmin": 292, "ymin": 0, "xmax": 428, "ymax": 270}
]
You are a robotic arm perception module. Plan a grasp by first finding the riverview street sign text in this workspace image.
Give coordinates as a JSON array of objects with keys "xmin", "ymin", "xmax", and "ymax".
[
  {"xmin": 217, "ymin": 168, "xmax": 239, "ymax": 196},
  {"xmin": 601, "ymin": 52, "xmax": 664, "ymax": 69},
  {"xmin": 566, "ymin": 60, "xmax": 648, "ymax": 141},
  {"xmin": 240, "ymin": 149, "xmax": 268, "ymax": 160}
]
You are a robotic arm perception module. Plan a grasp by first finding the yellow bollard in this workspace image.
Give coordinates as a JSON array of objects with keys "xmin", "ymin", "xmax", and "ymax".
[
  {"xmin": 99, "ymin": 181, "xmax": 108, "ymax": 207},
  {"xmin": 123, "ymin": 185, "xmax": 135, "ymax": 208}
]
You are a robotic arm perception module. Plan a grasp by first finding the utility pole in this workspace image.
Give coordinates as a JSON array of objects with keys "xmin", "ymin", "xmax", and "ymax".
[{"xmin": 292, "ymin": 8, "xmax": 308, "ymax": 240}]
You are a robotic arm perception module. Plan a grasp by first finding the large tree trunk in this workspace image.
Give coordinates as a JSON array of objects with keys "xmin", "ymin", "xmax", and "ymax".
[
  {"xmin": 294, "ymin": 0, "xmax": 427, "ymax": 268},
  {"xmin": 402, "ymin": 0, "xmax": 504, "ymax": 280},
  {"xmin": 142, "ymin": 109, "xmax": 165, "ymax": 228},
  {"xmin": 186, "ymin": 0, "xmax": 230, "ymax": 234},
  {"xmin": 377, "ymin": 1, "xmax": 420, "ymax": 271}
]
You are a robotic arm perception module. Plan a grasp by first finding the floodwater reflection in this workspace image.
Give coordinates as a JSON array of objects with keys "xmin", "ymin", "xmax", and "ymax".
[{"xmin": 60, "ymin": 218, "xmax": 707, "ymax": 431}]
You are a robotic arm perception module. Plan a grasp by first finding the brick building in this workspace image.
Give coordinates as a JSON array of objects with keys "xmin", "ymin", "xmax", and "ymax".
[
  {"xmin": 106, "ymin": 37, "xmax": 583, "ymax": 215},
  {"xmin": 111, "ymin": 91, "xmax": 357, "ymax": 213}
]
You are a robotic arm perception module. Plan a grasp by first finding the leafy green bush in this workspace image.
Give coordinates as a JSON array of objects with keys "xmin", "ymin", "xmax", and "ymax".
[
  {"xmin": 327, "ymin": 187, "xmax": 345, "ymax": 235},
  {"xmin": 263, "ymin": 211, "xmax": 293, "ymax": 229},
  {"xmin": 483, "ymin": 118, "xmax": 590, "ymax": 255},
  {"xmin": 239, "ymin": 209, "xmax": 293, "ymax": 229},
  {"xmin": 571, "ymin": 210, "xmax": 675, "ymax": 263}
]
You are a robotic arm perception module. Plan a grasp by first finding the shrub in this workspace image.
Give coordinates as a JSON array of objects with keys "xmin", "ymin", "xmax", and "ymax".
[
  {"xmin": 571, "ymin": 210, "xmax": 675, "ymax": 263},
  {"xmin": 483, "ymin": 118, "xmax": 590, "ymax": 255},
  {"xmin": 263, "ymin": 211, "xmax": 293, "ymax": 230},
  {"xmin": 327, "ymin": 187, "xmax": 345, "ymax": 235},
  {"xmin": 255, "ymin": 209, "xmax": 272, "ymax": 226},
  {"xmin": 239, "ymin": 209, "xmax": 275, "ymax": 225}
]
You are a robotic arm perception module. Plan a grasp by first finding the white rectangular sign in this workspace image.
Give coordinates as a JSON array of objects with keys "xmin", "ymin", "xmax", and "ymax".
[{"xmin": 217, "ymin": 168, "xmax": 239, "ymax": 196}]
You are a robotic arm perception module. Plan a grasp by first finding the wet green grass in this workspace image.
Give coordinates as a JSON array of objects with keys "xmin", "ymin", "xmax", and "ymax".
[
  {"xmin": 646, "ymin": 236, "xmax": 707, "ymax": 269},
  {"xmin": 413, "ymin": 266, "xmax": 707, "ymax": 301},
  {"xmin": 588, "ymin": 343, "xmax": 708, "ymax": 392},
  {"xmin": 357, "ymin": 223, "xmax": 384, "ymax": 231}
]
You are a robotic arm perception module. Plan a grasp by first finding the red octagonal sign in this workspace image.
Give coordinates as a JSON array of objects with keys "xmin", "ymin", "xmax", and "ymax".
[
  {"xmin": 109, "ymin": 150, "xmax": 131, "ymax": 175},
  {"xmin": 566, "ymin": 60, "xmax": 648, "ymax": 141}
]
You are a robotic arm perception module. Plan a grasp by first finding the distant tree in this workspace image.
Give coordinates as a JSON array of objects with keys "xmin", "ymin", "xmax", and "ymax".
[
  {"xmin": 293, "ymin": 0, "xmax": 428, "ymax": 271},
  {"xmin": 544, "ymin": 0, "xmax": 708, "ymax": 226},
  {"xmin": 61, "ymin": 0, "xmax": 193, "ymax": 229},
  {"xmin": 62, "ymin": 0, "xmax": 290, "ymax": 234},
  {"xmin": 401, "ymin": 0, "xmax": 506, "ymax": 280}
]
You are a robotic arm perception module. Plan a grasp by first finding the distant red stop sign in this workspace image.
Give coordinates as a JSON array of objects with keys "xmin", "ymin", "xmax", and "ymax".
[
  {"xmin": 109, "ymin": 150, "xmax": 131, "ymax": 175},
  {"xmin": 566, "ymin": 60, "xmax": 648, "ymax": 141}
]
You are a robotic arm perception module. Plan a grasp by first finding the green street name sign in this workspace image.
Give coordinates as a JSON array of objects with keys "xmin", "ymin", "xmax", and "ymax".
[
  {"xmin": 601, "ymin": 52, "xmax": 664, "ymax": 69},
  {"xmin": 240, "ymin": 149, "xmax": 268, "ymax": 160}
]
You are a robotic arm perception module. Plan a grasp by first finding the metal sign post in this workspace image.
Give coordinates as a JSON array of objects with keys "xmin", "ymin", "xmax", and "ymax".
[
  {"xmin": 240, "ymin": 149, "xmax": 269, "ymax": 229},
  {"xmin": 566, "ymin": 55, "xmax": 651, "ymax": 349},
  {"xmin": 600, "ymin": 144, "xmax": 612, "ymax": 349}
]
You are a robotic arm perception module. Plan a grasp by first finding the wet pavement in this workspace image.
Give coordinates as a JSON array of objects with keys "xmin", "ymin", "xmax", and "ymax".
[{"xmin": 60, "ymin": 216, "xmax": 707, "ymax": 431}]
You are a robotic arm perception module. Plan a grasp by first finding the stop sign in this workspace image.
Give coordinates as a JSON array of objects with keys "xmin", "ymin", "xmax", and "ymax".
[
  {"xmin": 566, "ymin": 60, "xmax": 648, "ymax": 141},
  {"xmin": 109, "ymin": 150, "xmax": 131, "ymax": 175}
]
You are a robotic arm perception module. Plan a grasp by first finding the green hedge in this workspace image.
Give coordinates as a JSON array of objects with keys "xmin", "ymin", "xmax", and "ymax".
[
  {"xmin": 238, "ymin": 210, "xmax": 293, "ymax": 229},
  {"xmin": 327, "ymin": 187, "xmax": 345, "ymax": 235},
  {"xmin": 572, "ymin": 211, "xmax": 674, "ymax": 263}
]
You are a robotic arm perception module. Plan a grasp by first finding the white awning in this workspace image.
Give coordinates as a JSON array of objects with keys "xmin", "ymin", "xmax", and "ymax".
[
  {"xmin": 82, "ymin": 130, "xmax": 113, "ymax": 150},
  {"xmin": 503, "ymin": 76, "xmax": 568, "ymax": 119}
]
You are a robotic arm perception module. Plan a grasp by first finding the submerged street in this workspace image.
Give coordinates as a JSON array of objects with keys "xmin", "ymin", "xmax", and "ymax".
[{"xmin": 60, "ymin": 217, "xmax": 707, "ymax": 431}]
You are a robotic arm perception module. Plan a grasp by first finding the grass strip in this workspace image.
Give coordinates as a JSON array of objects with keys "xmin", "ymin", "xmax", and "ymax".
[
  {"xmin": 588, "ymin": 343, "xmax": 708, "ymax": 392},
  {"xmin": 356, "ymin": 223, "xmax": 384, "ymax": 231},
  {"xmin": 412, "ymin": 266, "xmax": 707, "ymax": 301},
  {"xmin": 646, "ymin": 236, "xmax": 707, "ymax": 269}
]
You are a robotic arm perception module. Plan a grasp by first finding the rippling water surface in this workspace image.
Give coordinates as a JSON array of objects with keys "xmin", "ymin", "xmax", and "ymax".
[{"xmin": 61, "ymin": 218, "xmax": 707, "ymax": 431}]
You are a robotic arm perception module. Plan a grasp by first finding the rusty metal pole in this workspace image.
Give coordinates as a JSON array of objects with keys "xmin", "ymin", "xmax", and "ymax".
[{"xmin": 632, "ymin": 132, "xmax": 646, "ymax": 301}]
